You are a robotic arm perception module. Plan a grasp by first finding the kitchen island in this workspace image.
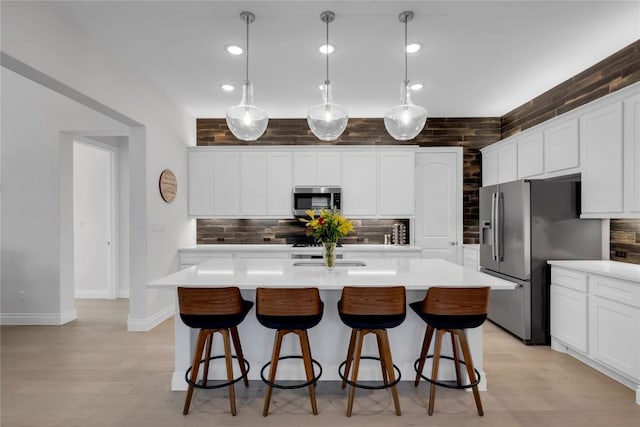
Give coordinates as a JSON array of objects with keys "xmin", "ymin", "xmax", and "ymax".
[{"xmin": 148, "ymin": 257, "xmax": 515, "ymax": 391}]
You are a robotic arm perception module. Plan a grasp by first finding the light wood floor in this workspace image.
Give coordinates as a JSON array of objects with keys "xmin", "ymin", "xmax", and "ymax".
[{"xmin": 2, "ymin": 299, "xmax": 639, "ymax": 426}]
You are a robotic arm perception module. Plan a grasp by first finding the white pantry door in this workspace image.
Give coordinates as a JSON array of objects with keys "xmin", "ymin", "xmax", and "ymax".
[{"xmin": 415, "ymin": 149, "xmax": 462, "ymax": 263}]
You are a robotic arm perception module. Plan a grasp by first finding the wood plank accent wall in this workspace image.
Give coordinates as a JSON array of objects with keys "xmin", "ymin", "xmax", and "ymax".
[
  {"xmin": 610, "ymin": 220, "xmax": 640, "ymax": 264},
  {"xmin": 197, "ymin": 117, "xmax": 501, "ymax": 244},
  {"xmin": 501, "ymin": 39, "xmax": 640, "ymax": 138}
]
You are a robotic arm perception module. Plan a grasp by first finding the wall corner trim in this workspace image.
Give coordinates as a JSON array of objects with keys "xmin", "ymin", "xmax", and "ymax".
[{"xmin": 127, "ymin": 303, "xmax": 174, "ymax": 332}]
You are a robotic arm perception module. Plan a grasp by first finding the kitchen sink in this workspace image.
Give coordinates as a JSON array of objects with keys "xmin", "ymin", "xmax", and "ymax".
[{"xmin": 293, "ymin": 261, "xmax": 367, "ymax": 267}]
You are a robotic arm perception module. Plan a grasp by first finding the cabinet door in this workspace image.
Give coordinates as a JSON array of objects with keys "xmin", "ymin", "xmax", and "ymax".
[
  {"xmin": 212, "ymin": 152, "xmax": 240, "ymax": 216},
  {"xmin": 342, "ymin": 152, "xmax": 377, "ymax": 216},
  {"xmin": 294, "ymin": 152, "xmax": 317, "ymax": 186},
  {"xmin": 240, "ymin": 152, "xmax": 267, "ymax": 216},
  {"xmin": 482, "ymin": 150, "xmax": 498, "ymax": 186},
  {"xmin": 545, "ymin": 119, "xmax": 579, "ymax": 174},
  {"xmin": 188, "ymin": 151, "xmax": 214, "ymax": 216},
  {"xmin": 379, "ymin": 151, "xmax": 415, "ymax": 215},
  {"xmin": 267, "ymin": 152, "xmax": 293, "ymax": 216},
  {"xmin": 581, "ymin": 102, "xmax": 624, "ymax": 214},
  {"xmin": 316, "ymin": 151, "xmax": 341, "ymax": 185},
  {"xmin": 550, "ymin": 284, "xmax": 588, "ymax": 353},
  {"xmin": 589, "ymin": 296, "xmax": 639, "ymax": 379},
  {"xmin": 624, "ymin": 93, "xmax": 640, "ymax": 214},
  {"xmin": 498, "ymin": 144, "xmax": 518, "ymax": 183},
  {"xmin": 463, "ymin": 247, "xmax": 479, "ymax": 270},
  {"xmin": 517, "ymin": 133, "xmax": 544, "ymax": 178}
]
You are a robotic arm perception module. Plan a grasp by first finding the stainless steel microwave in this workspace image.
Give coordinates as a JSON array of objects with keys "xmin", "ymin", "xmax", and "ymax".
[{"xmin": 292, "ymin": 186, "xmax": 341, "ymax": 216}]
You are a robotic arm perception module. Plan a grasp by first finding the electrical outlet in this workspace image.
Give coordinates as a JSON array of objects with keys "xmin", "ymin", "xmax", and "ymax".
[
  {"xmin": 614, "ymin": 250, "xmax": 627, "ymax": 258},
  {"xmin": 18, "ymin": 290, "xmax": 25, "ymax": 301}
]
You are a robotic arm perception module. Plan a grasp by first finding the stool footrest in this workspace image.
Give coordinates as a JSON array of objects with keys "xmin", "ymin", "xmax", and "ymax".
[
  {"xmin": 339, "ymin": 356, "xmax": 402, "ymax": 390},
  {"xmin": 414, "ymin": 356, "xmax": 481, "ymax": 389},
  {"xmin": 185, "ymin": 355, "xmax": 250, "ymax": 390},
  {"xmin": 260, "ymin": 355, "xmax": 323, "ymax": 390}
]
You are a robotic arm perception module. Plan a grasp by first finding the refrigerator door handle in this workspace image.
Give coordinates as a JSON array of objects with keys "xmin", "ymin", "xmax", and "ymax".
[
  {"xmin": 491, "ymin": 192, "xmax": 497, "ymax": 261},
  {"xmin": 495, "ymin": 192, "xmax": 502, "ymax": 261}
]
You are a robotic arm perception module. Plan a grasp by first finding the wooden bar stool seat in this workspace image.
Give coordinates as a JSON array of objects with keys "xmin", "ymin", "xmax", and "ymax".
[
  {"xmin": 178, "ymin": 287, "xmax": 253, "ymax": 416},
  {"xmin": 256, "ymin": 287, "xmax": 324, "ymax": 417},
  {"xmin": 410, "ymin": 286, "xmax": 491, "ymax": 416},
  {"xmin": 337, "ymin": 286, "xmax": 406, "ymax": 417}
]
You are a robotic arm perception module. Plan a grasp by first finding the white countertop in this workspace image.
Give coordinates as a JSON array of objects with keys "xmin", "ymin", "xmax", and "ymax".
[
  {"xmin": 149, "ymin": 258, "xmax": 515, "ymax": 290},
  {"xmin": 179, "ymin": 244, "xmax": 422, "ymax": 253},
  {"xmin": 548, "ymin": 260, "xmax": 640, "ymax": 283}
]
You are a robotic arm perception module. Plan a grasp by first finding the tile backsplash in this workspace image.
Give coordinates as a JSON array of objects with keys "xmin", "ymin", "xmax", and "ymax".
[
  {"xmin": 610, "ymin": 219, "xmax": 640, "ymax": 264},
  {"xmin": 197, "ymin": 218, "xmax": 410, "ymax": 245}
]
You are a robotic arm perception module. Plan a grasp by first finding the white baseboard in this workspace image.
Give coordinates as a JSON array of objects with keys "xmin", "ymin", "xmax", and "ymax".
[
  {"xmin": 1, "ymin": 308, "xmax": 77, "ymax": 325},
  {"xmin": 127, "ymin": 303, "xmax": 174, "ymax": 332},
  {"xmin": 117, "ymin": 289, "xmax": 129, "ymax": 299},
  {"xmin": 75, "ymin": 289, "xmax": 110, "ymax": 299}
]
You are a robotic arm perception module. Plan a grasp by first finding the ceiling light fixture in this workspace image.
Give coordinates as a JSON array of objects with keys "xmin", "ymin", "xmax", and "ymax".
[
  {"xmin": 220, "ymin": 84, "xmax": 235, "ymax": 92},
  {"xmin": 225, "ymin": 45, "xmax": 243, "ymax": 55},
  {"xmin": 410, "ymin": 83, "xmax": 423, "ymax": 91},
  {"xmin": 384, "ymin": 11, "xmax": 427, "ymax": 141},
  {"xmin": 406, "ymin": 43, "xmax": 422, "ymax": 53},
  {"xmin": 319, "ymin": 44, "xmax": 335, "ymax": 54},
  {"xmin": 307, "ymin": 10, "xmax": 348, "ymax": 141},
  {"xmin": 225, "ymin": 11, "xmax": 268, "ymax": 141}
]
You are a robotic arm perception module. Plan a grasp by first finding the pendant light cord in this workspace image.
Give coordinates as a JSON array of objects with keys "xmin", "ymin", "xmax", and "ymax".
[
  {"xmin": 325, "ymin": 16, "xmax": 330, "ymax": 104},
  {"xmin": 404, "ymin": 18, "xmax": 408, "ymax": 84},
  {"xmin": 245, "ymin": 16, "xmax": 250, "ymax": 83}
]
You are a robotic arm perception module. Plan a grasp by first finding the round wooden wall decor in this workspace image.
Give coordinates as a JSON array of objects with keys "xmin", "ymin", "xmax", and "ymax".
[{"xmin": 159, "ymin": 169, "xmax": 177, "ymax": 203}]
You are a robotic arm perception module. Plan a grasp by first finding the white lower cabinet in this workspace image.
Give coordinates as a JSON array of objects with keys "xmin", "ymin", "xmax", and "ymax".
[{"xmin": 550, "ymin": 264, "xmax": 640, "ymax": 405}]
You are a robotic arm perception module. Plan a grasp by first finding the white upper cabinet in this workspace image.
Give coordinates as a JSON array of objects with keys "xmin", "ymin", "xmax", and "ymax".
[
  {"xmin": 342, "ymin": 151, "xmax": 378, "ymax": 216},
  {"xmin": 294, "ymin": 151, "xmax": 341, "ymax": 186},
  {"xmin": 482, "ymin": 150, "xmax": 498, "ymax": 186},
  {"xmin": 267, "ymin": 152, "xmax": 293, "ymax": 216},
  {"xmin": 240, "ymin": 152, "xmax": 267, "ymax": 216},
  {"xmin": 517, "ymin": 132, "xmax": 544, "ymax": 179},
  {"xmin": 212, "ymin": 151, "xmax": 240, "ymax": 216},
  {"xmin": 188, "ymin": 151, "xmax": 214, "ymax": 216},
  {"xmin": 581, "ymin": 102, "xmax": 624, "ymax": 215},
  {"xmin": 498, "ymin": 143, "xmax": 518, "ymax": 183},
  {"xmin": 624, "ymin": 93, "xmax": 640, "ymax": 214},
  {"xmin": 379, "ymin": 151, "xmax": 415, "ymax": 216},
  {"xmin": 545, "ymin": 119, "xmax": 580, "ymax": 174}
]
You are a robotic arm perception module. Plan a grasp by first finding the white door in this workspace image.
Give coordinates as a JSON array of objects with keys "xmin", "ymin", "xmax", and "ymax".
[
  {"xmin": 415, "ymin": 150, "xmax": 461, "ymax": 262},
  {"xmin": 73, "ymin": 141, "xmax": 115, "ymax": 299}
]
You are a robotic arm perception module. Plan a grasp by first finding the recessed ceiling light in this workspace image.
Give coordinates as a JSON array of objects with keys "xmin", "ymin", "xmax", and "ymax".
[
  {"xmin": 406, "ymin": 43, "xmax": 422, "ymax": 54},
  {"xmin": 220, "ymin": 84, "xmax": 235, "ymax": 92},
  {"xmin": 410, "ymin": 83, "xmax": 424, "ymax": 91},
  {"xmin": 319, "ymin": 44, "xmax": 335, "ymax": 54},
  {"xmin": 225, "ymin": 45, "xmax": 243, "ymax": 55}
]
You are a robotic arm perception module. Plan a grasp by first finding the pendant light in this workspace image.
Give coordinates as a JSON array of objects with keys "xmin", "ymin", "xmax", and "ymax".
[
  {"xmin": 307, "ymin": 10, "xmax": 348, "ymax": 141},
  {"xmin": 384, "ymin": 11, "xmax": 427, "ymax": 141},
  {"xmin": 226, "ymin": 11, "xmax": 268, "ymax": 141}
]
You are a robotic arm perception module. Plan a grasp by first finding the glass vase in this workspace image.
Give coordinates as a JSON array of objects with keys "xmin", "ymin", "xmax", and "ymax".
[{"xmin": 323, "ymin": 242, "xmax": 337, "ymax": 270}]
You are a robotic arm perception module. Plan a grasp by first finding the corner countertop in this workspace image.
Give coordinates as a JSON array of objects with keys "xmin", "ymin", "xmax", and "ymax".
[
  {"xmin": 547, "ymin": 260, "xmax": 640, "ymax": 283},
  {"xmin": 179, "ymin": 244, "xmax": 423, "ymax": 253}
]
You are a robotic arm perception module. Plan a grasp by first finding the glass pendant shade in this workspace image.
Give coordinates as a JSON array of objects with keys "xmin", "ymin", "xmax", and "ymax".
[
  {"xmin": 307, "ymin": 82, "xmax": 348, "ymax": 141},
  {"xmin": 384, "ymin": 81, "xmax": 427, "ymax": 141},
  {"xmin": 226, "ymin": 81, "xmax": 268, "ymax": 141}
]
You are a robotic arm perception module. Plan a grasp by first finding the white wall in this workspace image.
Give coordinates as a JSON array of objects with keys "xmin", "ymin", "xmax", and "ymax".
[
  {"xmin": 0, "ymin": 69, "xmax": 127, "ymax": 324},
  {"xmin": 1, "ymin": 3, "xmax": 196, "ymax": 329}
]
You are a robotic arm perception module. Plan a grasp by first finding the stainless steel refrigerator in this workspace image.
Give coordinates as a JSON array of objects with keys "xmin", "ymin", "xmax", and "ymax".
[{"xmin": 479, "ymin": 179, "xmax": 602, "ymax": 344}]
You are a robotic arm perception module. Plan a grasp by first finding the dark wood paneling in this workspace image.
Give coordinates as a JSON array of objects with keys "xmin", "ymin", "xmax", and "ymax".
[{"xmin": 610, "ymin": 220, "xmax": 640, "ymax": 265}]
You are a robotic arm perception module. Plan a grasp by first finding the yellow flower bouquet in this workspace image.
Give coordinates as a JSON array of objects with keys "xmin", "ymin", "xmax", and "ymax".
[{"xmin": 300, "ymin": 207, "xmax": 354, "ymax": 243}]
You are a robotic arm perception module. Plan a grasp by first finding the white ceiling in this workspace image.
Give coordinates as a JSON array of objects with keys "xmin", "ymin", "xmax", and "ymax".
[{"xmin": 48, "ymin": 1, "xmax": 640, "ymax": 118}]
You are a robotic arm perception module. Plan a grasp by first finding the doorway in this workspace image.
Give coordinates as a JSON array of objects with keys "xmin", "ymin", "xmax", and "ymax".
[
  {"xmin": 73, "ymin": 139, "xmax": 117, "ymax": 299},
  {"xmin": 415, "ymin": 148, "xmax": 463, "ymax": 263}
]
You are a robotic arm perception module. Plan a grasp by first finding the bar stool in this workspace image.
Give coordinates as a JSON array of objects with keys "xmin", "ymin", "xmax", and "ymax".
[
  {"xmin": 177, "ymin": 287, "xmax": 253, "ymax": 416},
  {"xmin": 256, "ymin": 287, "xmax": 324, "ymax": 416},
  {"xmin": 411, "ymin": 286, "xmax": 490, "ymax": 416},
  {"xmin": 337, "ymin": 286, "xmax": 406, "ymax": 417}
]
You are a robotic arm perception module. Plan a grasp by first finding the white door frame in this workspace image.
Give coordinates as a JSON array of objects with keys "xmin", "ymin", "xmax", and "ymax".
[
  {"xmin": 73, "ymin": 137, "xmax": 118, "ymax": 299},
  {"xmin": 415, "ymin": 147, "xmax": 463, "ymax": 264}
]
